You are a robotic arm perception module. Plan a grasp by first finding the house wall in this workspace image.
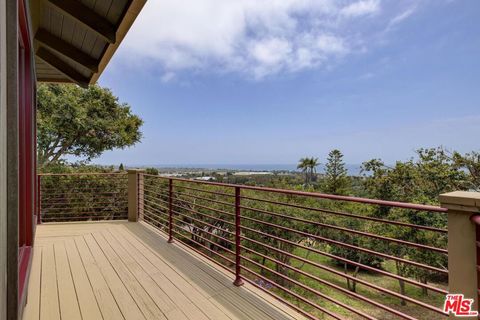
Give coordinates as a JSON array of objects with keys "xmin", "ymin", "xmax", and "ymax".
[
  {"xmin": 1, "ymin": 0, "xmax": 20, "ymax": 319},
  {"xmin": 0, "ymin": 0, "xmax": 7, "ymax": 318}
]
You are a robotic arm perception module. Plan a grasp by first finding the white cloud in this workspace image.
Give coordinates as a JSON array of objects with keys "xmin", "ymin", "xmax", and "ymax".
[
  {"xmin": 250, "ymin": 38, "xmax": 292, "ymax": 66},
  {"xmin": 316, "ymin": 34, "xmax": 347, "ymax": 54},
  {"xmin": 118, "ymin": 0, "xmax": 421, "ymax": 79},
  {"xmin": 160, "ymin": 72, "xmax": 176, "ymax": 83},
  {"xmin": 388, "ymin": 6, "xmax": 417, "ymax": 29},
  {"xmin": 340, "ymin": 0, "xmax": 380, "ymax": 18}
]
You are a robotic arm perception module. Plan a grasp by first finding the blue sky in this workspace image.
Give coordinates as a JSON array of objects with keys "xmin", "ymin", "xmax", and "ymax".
[{"xmin": 94, "ymin": 0, "xmax": 479, "ymax": 166}]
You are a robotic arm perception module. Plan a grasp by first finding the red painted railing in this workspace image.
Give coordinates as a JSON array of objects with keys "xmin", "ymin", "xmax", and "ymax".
[
  {"xmin": 38, "ymin": 172, "xmax": 128, "ymax": 222},
  {"xmin": 140, "ymin": 174, "xmax": 448, "ymax": 320}
]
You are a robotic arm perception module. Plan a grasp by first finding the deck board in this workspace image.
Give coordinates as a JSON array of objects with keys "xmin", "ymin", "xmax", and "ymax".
[
  {"xmin": 22, "ymin": 221, "xmax": 306, "ymax": 320},
  {"xmin": 64, "ymin": 238, "xmax": 103, "ymax": 320},
  {"xmin": 54, "ymin": 242, "xmax": 82, "ymax": 320},
  {"xmin": 40, "ymin": 243, "xmax": 61, "ymax": 320}
]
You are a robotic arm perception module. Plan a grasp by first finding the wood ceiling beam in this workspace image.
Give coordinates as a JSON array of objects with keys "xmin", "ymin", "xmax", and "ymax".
[
  {"xmin": 36, "ymin": 47, "xmax": 90, "ymax": 88},
  {"xmin": 35, "ymin": 28, "xmax": 98, "ymax": 72},
  {"xmin": 46, "ymin": 0, "xmax": 117, "ymax": 44}
]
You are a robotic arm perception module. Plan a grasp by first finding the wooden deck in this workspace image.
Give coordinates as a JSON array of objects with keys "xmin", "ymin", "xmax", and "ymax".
[{"xmin": 22, "ymin": 221, "xmax": 306, "ymax": 320}]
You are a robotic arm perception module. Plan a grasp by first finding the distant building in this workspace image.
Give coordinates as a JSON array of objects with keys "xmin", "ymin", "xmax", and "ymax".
[{"xmin": 194, "ymin": 176, "xmax": 216, "ymax": 181}]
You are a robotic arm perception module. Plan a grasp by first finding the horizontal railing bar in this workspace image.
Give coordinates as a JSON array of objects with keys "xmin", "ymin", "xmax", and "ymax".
[
  {"xmin": 144, "ymin": 210, "xmax": 170, "ymax": 224},
  {"xmin": 145, "ymin": 210, "xmax": 234, "ymax": 253},
  {"xmin": 41, "ymin": 202, "xmax": 127, "ymax": 208},
  {"xmin": 42, "ymin": 196, "xmax": 128, "ymax": 202},
  {"xmin": 141, "ymin": 184, "xmax": 169, "ymax": 191},
  {"xmin": 41, "ymin": 187, "xmax": 127, "ymax": 193},
  {"xmin": 143, "ymin": 202, "xmax": 168, "ymax": 216},
  {"xmin": 143, "ymin": 197, "xmax": 169, "ymax": 210},
  {"xmin": 41, "ymin": 194, "xmax": 127, "ymax": 201},
  {"xmin": 144, "ymin": 203, "xmax": 168, "ymax": 215},
  {"xmin": 144, "ymin": 188, "xmax": 170, "ymax": 198},
  {"xmin": 240, "ymin": 245, "xmax": 416, "ymax": 320},
  {"xmin": 143, "ymin": 212, "xmax": 169, "ymax": 226},
  {"xmin": 143, "ymin": 219, "xmax": 236, "ymax": 276},
  {"xmin": 240, "ymin": 276, "xmax": 317, "ymax": 320},
  {"xmin": 147, "ymin": 175, "xmax": 446, "ymax": 212},
  {"xmin": 40, "ymin": 185, "xmax": 127, "ymax": 190},
  {"xmin": 41, "ymin": 216, "xmax": 127, "ymax": 221},
  {"xmin": 172, "ymin": 189, "xmax": 235, "ymax": 208},
  {"xmin": 167, "ymin": 201, "xmax": 235, "ymax": 227},
  {"xmin": 141, "ymin": 186, "xmax": 169, "ymax": 195},
  {"xmin": 240, "ymin": 225, "xmax": 448, "ymax": 294},
  {"xmin": 42, "ymin": 209, "xmax": 128, "ymax": 214},
  {"xmin": 240, "ymin": 235, "xmax": 448, "ymax": 314},
  {"xmin": 172, "ymin": 210, "xmax": 235, "ymax": 238},
  {"xmin": 169, "ymin": 219, "xmax": 235, "ymax": 254},
  {"xmin": 142, "ymin": 215, "xmax": 169, "ymax": 230},
  {"xmin": 140, "ymin": 178, "xmax": 168, "ymax": 184},
  {"xmin": 144, "ymin": 175, "xmax": 236, "ymax": 197},
  {"xmin": 240, "ymin": 196, "xmax": 447, "ymax": 233},
  {"xmin": 42, "ymin": 211, "xmax": 127, "ymax": 216},
  {"xmin": 39, "ymin": 172, "xmax": 127, "ymax": 176},
  {"xmin": 170, "ymin": 196, "xmax": 235, "ymax": 217},
  {"xmin": 41, "ymin": 178, "xmax": 127, "ymax": 183},
  {"xmin": 41, "ymin": 186, "xmax": 127, "ymax": 190},
  {"xmin": 170, "ymin": 228, "xmax": 236, "ymax": 265},
  {"xmin": 240, "ymin": 205, "xmax": 447, "ymax": 253},
  {"xmin": 241, "ymin": 215, "xmax": 447, "ymax": 274},
  {"xmin": 240, "ymin": 254, "xmax": 376, "ymax": 320},
  {"xmin": 243, "ymin": 188, "xmax": 447, "ymax": 212},
  {"xmin": 143, "ymin": 194, "xmax": 170, "ymax": 207},
  {"xmin": 40, "ymin": 182, "xmax": 127, "ymax": 187},
  {"xmin": 41, "ymin": 203, "xmax": 127, "ymax": 210},
  {"xmin": 41, "ymin": 206, "xmax": 127, "ymax": 212},
  {"xmin": 42, "ymin": 207, "xmax": 127, "ymax": 215},
  {"xmin": 173, "ymin": 184, "xmax": 235, "ymax": 198},
  {"xmin": 240, "ymin": 265, "xmax": 342, "ymax": 320}
]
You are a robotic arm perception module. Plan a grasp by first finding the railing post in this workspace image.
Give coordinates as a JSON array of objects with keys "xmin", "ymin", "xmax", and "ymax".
[
  {"xmin": 168, "ymin": 178, "xmax": 173, "ymax": 243},
  {"xmin": 234, "ymin": 186, "xmax": 244, "ymax": 287},
  {"xmin": 128, "ymin": 169, "xmax": 144, "ymax": 222},
  {"xmin": 440, "ymin": 191, "xmax": 480, "ymax": 319}
]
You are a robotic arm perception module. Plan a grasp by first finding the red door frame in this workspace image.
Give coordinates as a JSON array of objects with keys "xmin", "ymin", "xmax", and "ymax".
[{"xmin": 17, "ymin": 0, "xmax": 35, "ymax": 304}]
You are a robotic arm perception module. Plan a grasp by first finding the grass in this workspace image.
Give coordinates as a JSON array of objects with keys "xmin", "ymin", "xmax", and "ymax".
[
  {"xmin": 174, "ymin": 226, "xmax": 446, "ymax": 319},
  {"xmin": 241, "ymin": 246, "xmax": 446, "ymax": 320}
]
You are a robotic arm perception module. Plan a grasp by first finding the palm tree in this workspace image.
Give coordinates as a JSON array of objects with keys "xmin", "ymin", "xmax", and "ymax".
[
  {"xmin": 298, "ymin": 157, "xmax": 319, "ymax": 185},
  {"xmin": 297, "ymin": 157, "xmax": 311, "ymax": 184},
  {"xmin": 308, "ymin": 157, "xmax": 319, "ymax": 183}
]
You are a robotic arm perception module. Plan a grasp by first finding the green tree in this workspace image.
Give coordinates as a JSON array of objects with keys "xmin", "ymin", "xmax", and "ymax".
[
  {"xmin": 297, "ymin": 157, "xmax": 311, "ymax": 184},
  {"xmin": 360, "ymin": 147, "xmax": 464, "ymax": 300},
  {"xmin": 145, "ymin": 167, "xmax": 159, "ymax": 175},
  {"xmin": 453, "ymin": 151, "xmax": 480, "ymax": 191},
  {"xmin": 119, "ymin": 163, "xmax": 125, "ymax": 171},
  {"xmin": 308, "ymin": 157, "xmax": 319, "ymax": 183},
  {"xmin": 37, "ymin": 83, "xmax": 143, "ymax": 167},
  {"xmin": 297, "ymin": 157, "xmax": 319, "ymax": 185},
  {"xmin": 324, "ymin": 149, "xmax": 349, "ymax": 195}
]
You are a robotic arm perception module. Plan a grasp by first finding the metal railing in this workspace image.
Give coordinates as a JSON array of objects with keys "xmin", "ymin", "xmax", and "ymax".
[
  {"xmin": 38, "ymin": 172, "xmax": 128, "ymax": 222},
  {"xmin": 140, "ymin": 174, "xmax": 448, "ymax": 320}
]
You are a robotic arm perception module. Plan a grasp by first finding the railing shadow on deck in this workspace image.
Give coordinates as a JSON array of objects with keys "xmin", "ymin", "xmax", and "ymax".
[{"xmin": 123, "ymin": 221, "xmax": 297, "ymax": 320}]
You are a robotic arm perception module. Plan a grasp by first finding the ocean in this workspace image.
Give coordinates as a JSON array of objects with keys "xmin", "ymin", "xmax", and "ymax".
[{"xmin": 146, "ymin": 164, "xmax": 364, "ymax": 176}]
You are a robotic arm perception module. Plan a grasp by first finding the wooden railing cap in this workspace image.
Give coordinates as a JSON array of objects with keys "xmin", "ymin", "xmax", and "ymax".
[
  {"xmin": 439, "ymin": 191, "xmax": 480, "ymax": 213},
  {"xmin": 127, "ymin": 169, "xmax": 145, "ymax": 174}
]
